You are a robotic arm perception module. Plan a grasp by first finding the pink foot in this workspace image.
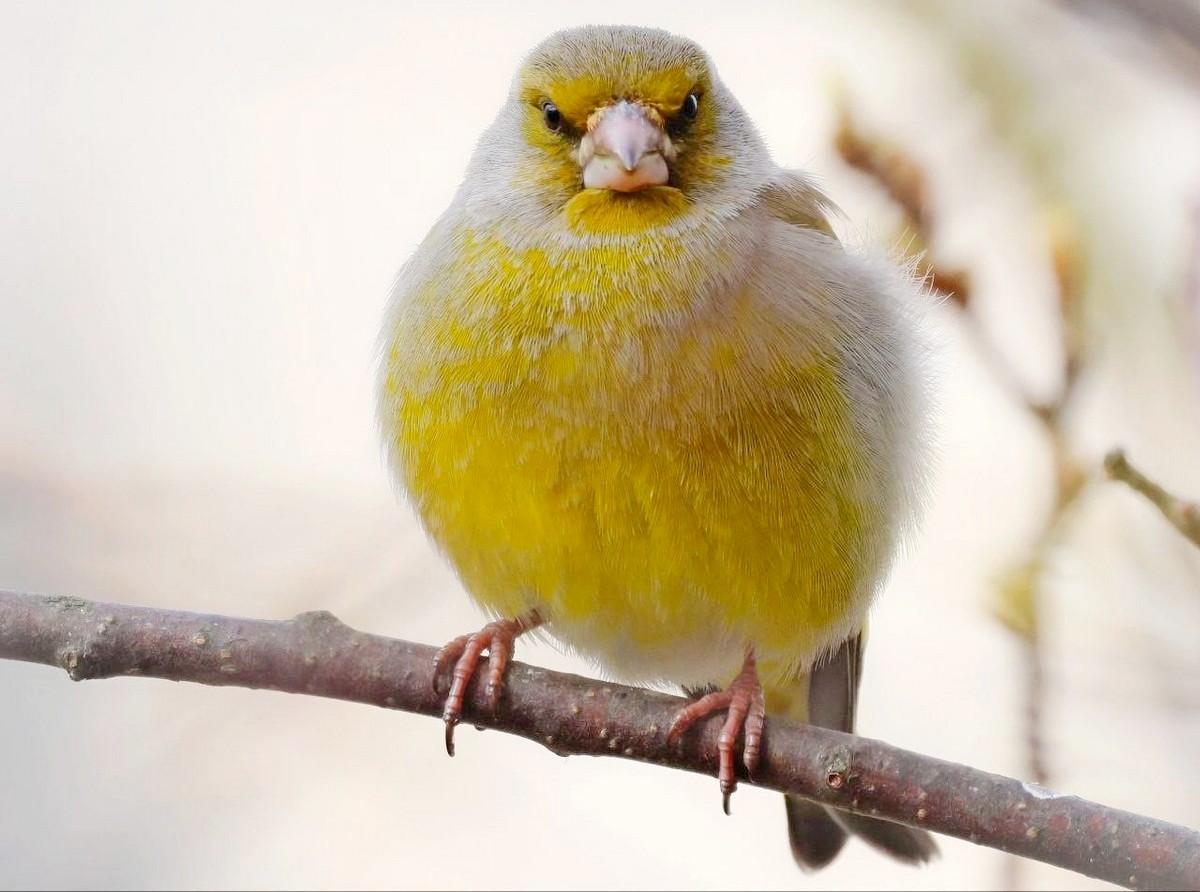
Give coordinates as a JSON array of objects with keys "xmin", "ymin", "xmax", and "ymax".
[
  {"xmin": 667, "ymin": 651, "xmax": 765, "ymax": 814},
  {"xmin": 433, "ymin": 610, "xmax": 542, "ymax": 756}
]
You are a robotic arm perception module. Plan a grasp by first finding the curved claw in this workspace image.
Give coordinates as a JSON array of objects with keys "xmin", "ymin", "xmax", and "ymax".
[
  {"xmin": 668, "ymin": 650, "xmax": 765, "ymax": 813},
  {"xmin": 430, "ymin": 611, "xmax": 543, "ymax": 757}
]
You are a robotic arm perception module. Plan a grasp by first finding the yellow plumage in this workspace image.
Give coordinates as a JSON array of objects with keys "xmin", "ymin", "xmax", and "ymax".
[
  {"xmin": 383, "ymin": 214, "xmax": 873, "ymax": 684},
  {"xmin": 377, "ymin": 24, "xmax": 935, "ymax": 868}
]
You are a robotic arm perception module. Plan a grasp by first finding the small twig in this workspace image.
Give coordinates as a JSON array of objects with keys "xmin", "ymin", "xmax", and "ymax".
[
  {"xmin": 1024, "ymin": 633, "xmax": 1051, "ymax": 787},
  {"xmin": 1104, "ymin": 448, "xmax": 1200, "ymax": 548},
  {"xmin": 1, "ymin": 589, "xmax": 1198, "ymax": 890}
]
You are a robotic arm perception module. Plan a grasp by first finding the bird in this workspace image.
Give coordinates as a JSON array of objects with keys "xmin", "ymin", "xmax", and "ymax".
[{"xmin": 376, "ymin": 23, "xmax": 937, "ymax": 869}]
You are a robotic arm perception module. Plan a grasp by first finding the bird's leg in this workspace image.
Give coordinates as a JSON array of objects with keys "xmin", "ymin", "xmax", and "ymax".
[
  {"xmin": 667, "ymin": 648, "xmax": 766, "ymax": 815},
  {"xmin": 432, "ymin": 609, "xmax": 543, "ymax": 756}
]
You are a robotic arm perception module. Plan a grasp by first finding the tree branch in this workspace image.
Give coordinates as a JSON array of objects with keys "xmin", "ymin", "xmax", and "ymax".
[
  {"xmin": 1105, "ymin": 448, "xmax": 1200, "ymax": 549},
  {"xmin": 1, "ymin": 588, "xmax": 1197, "ymax": 890}
]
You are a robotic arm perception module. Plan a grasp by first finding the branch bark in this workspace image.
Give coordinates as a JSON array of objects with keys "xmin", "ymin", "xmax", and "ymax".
[{"xmin": 1, "ymin": 588, "xmax": 1197, "ymax": 890}]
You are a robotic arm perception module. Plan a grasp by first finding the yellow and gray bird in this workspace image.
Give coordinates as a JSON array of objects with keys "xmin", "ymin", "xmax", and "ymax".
[{"xmin": 377, "ymin": 24, "xmax": 937, "ymax": 868}]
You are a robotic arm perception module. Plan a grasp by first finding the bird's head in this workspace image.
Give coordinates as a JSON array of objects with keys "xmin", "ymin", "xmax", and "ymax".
[{"xmin": 465, "ymin": 26, "xmax": 772, "ymax": 232}]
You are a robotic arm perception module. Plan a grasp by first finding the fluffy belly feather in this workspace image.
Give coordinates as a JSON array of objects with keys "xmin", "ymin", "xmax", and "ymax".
[
  {"xmin": 388, "ymin": 331, "xmax": 877, "ymax": 686},
  {"xmin": 380, "ymin": 219, "xmax": 893, "ymax": 686}
]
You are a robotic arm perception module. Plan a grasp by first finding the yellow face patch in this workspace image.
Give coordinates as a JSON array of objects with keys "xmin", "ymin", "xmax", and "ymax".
[
  {"xmin": 513, "ymin": 41, "xmax": 723, "ymax": 210},
  {"xmin": 563, "ymin": 186, "xmax": 691, "ymax": 234},
  {"xmin": 522, "ymin": 67, "xmax": 698, "ymax": 131}
]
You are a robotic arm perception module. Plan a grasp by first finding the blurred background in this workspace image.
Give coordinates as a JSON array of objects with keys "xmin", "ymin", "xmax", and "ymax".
[{"xmin": 3, "ymin": 1, "xmax": 1200, "ymax": 888}]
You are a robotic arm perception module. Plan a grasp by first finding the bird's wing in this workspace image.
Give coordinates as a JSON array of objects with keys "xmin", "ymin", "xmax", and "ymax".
[{"xmin": 760, "ymin": 171, "xmax": 840, "ymax": 241}]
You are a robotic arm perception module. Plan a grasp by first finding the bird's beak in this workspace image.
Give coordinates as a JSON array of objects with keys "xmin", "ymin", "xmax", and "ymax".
[{"xmin": 579, "ymin": 100, "xmax": 674, "ymax": 193}]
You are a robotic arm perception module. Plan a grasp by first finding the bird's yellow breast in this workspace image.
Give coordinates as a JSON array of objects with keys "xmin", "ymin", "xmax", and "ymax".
[{"xmin": 381, "ymin": 216, "xmax": 873, "ymax": 684}]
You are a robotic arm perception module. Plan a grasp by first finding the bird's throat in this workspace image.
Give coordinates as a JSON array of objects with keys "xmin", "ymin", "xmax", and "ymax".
[{"xmin": 564, "ymin": 186, "xmax": 690, "ymax": 235}]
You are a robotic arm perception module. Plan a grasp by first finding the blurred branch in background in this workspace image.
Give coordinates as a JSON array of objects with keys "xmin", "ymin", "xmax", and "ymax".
[
  {"xmin": 833, "ymin": 110, "xmax": 972, "ymax": 307},
  {"xmin": 833, "ymin": 111, "xmax": 1089, "ymax": 799},
  {"xmin": 1057, "ymin": 0, "xmax": 1200, "ymax": 89},
  {"xmin": 1105, "ymin": 448, "xmax": 1200, "ymax": 548},
  {"xmin": 1, "ymin": 588, "xmax": 1198, "ymax": 891},
  {"xmin": 1060, "ymin": 0, "xmax": 1200, "ymax": 418},
  {"xmin": 835, "ymin": 7, "xmax": 1200, "ymax": 889}
]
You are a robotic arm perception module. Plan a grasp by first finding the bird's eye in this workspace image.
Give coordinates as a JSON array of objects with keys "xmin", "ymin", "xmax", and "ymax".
[
  {"xmin": 541, "ymin": 101, "xmax": 563, "ymax": 132},
  {"xmin": 681, "ymin": 92, "xmax": 700, "ymax": 120}
]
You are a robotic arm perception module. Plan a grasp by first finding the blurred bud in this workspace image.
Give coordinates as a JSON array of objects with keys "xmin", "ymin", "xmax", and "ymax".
[{"xmin": 993, "ymin": 558, "xmax": 1041, "ymax": 641}]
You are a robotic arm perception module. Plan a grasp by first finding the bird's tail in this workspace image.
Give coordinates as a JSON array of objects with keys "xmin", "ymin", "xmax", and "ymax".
[
  {"xmin": 774, "ymin": 633, "xmax": 938, "ymax": 869},
  {"xmin": 784, "ymin": 797, "xmax": 937, "ymax": 868}
]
